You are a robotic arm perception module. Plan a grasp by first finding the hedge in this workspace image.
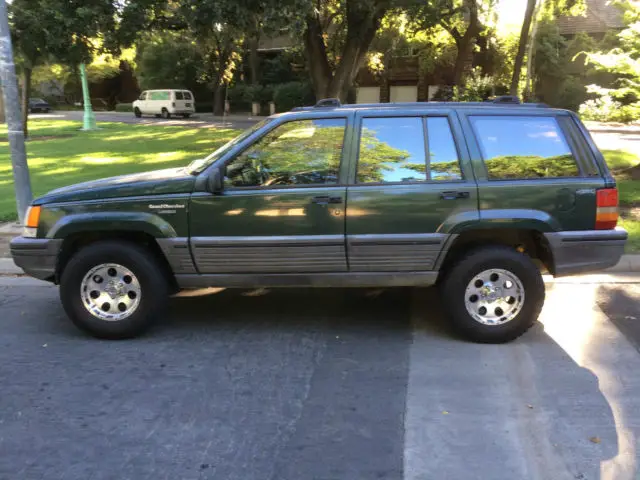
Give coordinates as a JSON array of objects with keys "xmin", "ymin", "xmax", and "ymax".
[{"xmin": 115, "ymin": 103, "xmax": 133, "ymax": 112}]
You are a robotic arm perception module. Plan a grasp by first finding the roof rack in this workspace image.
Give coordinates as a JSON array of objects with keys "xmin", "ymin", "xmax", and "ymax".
[
  {"xmin": 291, "ymin": 97, "xmax": 550, "ymax": 111},
  {"xmin": 490, "ymin": 95, "xmax": 521, "ymax": 104}
]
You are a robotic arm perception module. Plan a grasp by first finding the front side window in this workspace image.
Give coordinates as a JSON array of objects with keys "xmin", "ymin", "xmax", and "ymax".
[
  {"xmin": 471, "ymin": 116, "xmax": 580, "ymax": 179},
  {"xmin": 174, "ymin": 91, "xmax": 184, "ymax": 100},
  {"xmin": 138, "ymin": 92, "xmax": 147, "ymax": 101},
  {"xmin": 183, "ymin": 91, "xmax": 193, "ymax": 100},
  {"xmin": 357, "ymin": 117, "xmax": 426, "ymax": 183},
  {"xmin": 224, "ymin": 118, "xmax": 346, "ymax": 188}
]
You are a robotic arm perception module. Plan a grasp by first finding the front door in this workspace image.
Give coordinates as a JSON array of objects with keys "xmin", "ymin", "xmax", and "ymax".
[
  {"xmin": 345, "ymin": 111, "xmax": 479, "ymax": 271},
  {"xmin": 190, "ymin": 117, "xmax": 350, "ymax": 274}
]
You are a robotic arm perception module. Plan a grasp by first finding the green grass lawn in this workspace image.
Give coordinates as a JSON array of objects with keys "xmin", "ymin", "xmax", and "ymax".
[
  {"xmin": 605, "ymin": 149, "xmax": 640, "ymax": 252},
  {"xmin": 0, "ymin": 120, "xmax": 238, "ymax": 221}
]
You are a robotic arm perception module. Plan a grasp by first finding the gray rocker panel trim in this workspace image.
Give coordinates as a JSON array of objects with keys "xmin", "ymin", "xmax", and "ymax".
[{"xmin": 176, "ymin": 271, "xmax": 439, "ymax": 288}]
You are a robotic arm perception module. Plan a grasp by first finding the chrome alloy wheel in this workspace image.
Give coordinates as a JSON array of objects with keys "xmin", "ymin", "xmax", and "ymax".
[
  {"xmin": 464, "ymin": 268, "xmax": 525, "ymax": 326},
  {"xmin": 80, "ymin": 263, "xmax": 141, "ymax": 321}
]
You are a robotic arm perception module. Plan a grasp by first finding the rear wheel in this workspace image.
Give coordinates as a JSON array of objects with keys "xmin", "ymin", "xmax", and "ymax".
[
  {"xmin": 134, "ymin": 107, "xmax": 142, "ymax": 118},
  {"xmin": 439, "ymin": 246, "xmax": 545, "ymax": 343},
  {"xmin": 161, "ymin": 108, "xmax": 170, "ymax": 119},
  {"xmin": 60, "ymin": 241, "xmax": 169, "ymax": 339}
]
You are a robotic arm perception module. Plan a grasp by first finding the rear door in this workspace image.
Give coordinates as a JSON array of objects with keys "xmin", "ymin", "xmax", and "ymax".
[
  {"xmin": 345, "ymin": 109, "xmax": 479, "ymax": 271},
  {"xmin": 173, "ymin": 91, "xmax": 187, "ymax": 111},
  {"xmin": 458, "ymin": 110, "xmax": 605, "ymax": 231}
]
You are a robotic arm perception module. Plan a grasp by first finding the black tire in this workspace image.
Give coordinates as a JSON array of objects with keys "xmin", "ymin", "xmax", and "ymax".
[
  {"xmin": 182, "ymin": 113, "xmax": 191, "ymax": 118},
  {"xmin": 439, "ymin": 246, "xmax": 545, "ymax": 344},
  {"xmin": 59, "ymin": 241, "xmax": 169, "ymax": 339},
  {"xmin": 161, "ymin": 108, "xmax": 170, "ymax": 119},
  {"xmin": 134, "ymin": 107, "xmax": 142, "ymax": 118}
]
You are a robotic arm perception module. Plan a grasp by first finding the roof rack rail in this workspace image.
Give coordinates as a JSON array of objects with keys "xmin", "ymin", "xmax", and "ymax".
[
  {"xmin": 315, "ymin": 98, "xmax": 341, "ymax": 108},
  {"xmin": 491, "ymin": 95, "xmax": 521, "ymax": 104}
]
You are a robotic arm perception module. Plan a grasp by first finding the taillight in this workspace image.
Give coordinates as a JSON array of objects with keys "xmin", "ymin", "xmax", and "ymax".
[{"xmin": 596, "ymin": 188, "xmax": 619, "ymax": 230}]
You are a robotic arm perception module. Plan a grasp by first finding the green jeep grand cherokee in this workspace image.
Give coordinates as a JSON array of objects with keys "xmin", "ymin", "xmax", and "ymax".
[{"xmin": 11, "ymin": 99, "xmax": 627, "ymax": 343}]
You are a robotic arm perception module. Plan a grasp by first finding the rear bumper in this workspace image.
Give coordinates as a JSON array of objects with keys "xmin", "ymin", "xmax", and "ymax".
[
  {"xmin": 544, "ymin": 228, "xmax": 628, "ymax": 277},
  {"xmin": 10, "ymin": 237, "xmax": 62, "ymax": 281}
]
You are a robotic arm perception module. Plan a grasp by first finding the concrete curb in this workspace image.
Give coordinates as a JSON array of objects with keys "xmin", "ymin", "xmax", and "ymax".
[{"xmin": 0, "ymin": 223, "xmax": 21, "ymax": 238}]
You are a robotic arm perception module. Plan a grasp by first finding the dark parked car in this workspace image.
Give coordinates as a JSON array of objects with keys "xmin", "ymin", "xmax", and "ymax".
[
  {"xmin": 11, "ymin": 98, "xmax": 627, "ymax": 343},
  {"xmin": 28, "ymin": 98, "xmax": 51, "ymax": 113}
]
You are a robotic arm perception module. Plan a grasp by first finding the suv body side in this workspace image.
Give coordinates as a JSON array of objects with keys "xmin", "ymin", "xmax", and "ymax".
[{"xmin": 10, "ymin": 104, "xmax": 627, "ymax": 288}]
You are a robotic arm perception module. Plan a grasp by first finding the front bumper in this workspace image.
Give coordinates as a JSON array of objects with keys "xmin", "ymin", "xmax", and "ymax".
[
  {"xmin": 544, "ymin": 227, "xmax": 628, "ymax": 277},
  {"xmin": 10, "ymin": 237, "xmax": 62, "ymax": 281}
]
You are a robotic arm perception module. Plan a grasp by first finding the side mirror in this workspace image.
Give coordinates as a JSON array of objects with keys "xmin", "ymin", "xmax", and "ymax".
[{"xmin": 207, "ymin": 166, "xmax": 224, "ymax": 194}]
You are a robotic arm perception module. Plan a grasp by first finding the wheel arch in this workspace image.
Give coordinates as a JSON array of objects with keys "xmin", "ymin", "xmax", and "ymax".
[
  {"xmin": 55, "ymin": 231, "xmax": 178, "ymax": 292},
  {"xmin": 436, "ymin": 227, "xmax": 555, "ymax": 279}
]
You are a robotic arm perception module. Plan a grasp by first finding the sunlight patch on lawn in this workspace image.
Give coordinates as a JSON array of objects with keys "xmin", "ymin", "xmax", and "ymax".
[{"xmin": 78, "ymin": 156, "xmax": 130, "ymax": 165}]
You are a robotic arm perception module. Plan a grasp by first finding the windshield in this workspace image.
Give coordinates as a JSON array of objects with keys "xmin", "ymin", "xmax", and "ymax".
[{"xmin": 187, "ymin": 118, "xmax": 273, "ymax": 174}]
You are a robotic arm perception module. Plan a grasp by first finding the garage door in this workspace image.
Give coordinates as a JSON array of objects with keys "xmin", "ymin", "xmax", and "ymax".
[
  {"xmin": 390, "ymin": 85, "xmax": 418, "ymax": 103},
  {"xmin": 356, "ymin": 87, "xmax": 380, "ymax": 104}
]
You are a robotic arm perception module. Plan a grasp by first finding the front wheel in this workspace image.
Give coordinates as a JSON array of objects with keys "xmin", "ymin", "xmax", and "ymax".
[
  {"xmin": 134, "ymin": 107, "xmax": 142, "ymax": 118},
  {"xmin": 60, "ymin": 241, "xmax": 169, "ymax": 339},
  {"xmin": 439, "ymin": 246, "xmax": 545, "ymax": 344}
]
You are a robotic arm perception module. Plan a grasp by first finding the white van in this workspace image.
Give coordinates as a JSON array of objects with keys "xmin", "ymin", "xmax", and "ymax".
[{"xmin": 132, "ymin": 90, "xmax": 195, "ymax": 119}]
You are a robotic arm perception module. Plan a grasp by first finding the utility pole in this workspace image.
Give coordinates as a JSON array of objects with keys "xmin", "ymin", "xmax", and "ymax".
[
  {"xmin": 0, "ymin": 0, "xmax": 32, "ymax": 224},
  {"xmin": 79, "ymin": 63, "xmax": 96, "ymax": 130}
]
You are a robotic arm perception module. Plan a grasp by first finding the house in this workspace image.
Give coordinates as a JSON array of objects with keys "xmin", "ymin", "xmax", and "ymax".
[{"xmin": 556, "ymin": 0, "xmax": 624, "ymax": 37}]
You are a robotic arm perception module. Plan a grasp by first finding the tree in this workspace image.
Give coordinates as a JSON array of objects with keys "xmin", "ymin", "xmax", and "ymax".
[
  {"xmin": 9, "ymin": 0, "xmax": 116, "ymax": 136},
  {"xmin": 409, "ymin": 0, "xmax": 495, "ymax": 89},
  {"xmin": 303, "ymin": 0, "xmax": 393, "ymax": 101},
  {"xmin": 508, "ymin": 0, "xmax": 584, "ymax": 97},
  {"xmin": 510, "ymin": 0, "xmax": 537, "ymax": 96}
]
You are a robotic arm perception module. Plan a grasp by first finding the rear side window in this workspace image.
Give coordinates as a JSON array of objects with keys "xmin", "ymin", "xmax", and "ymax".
[
  {"xmin": 427, "ymin": 117, "xmax": 462, "ymax": 181},
  {"xmin": 357, "ymin": 116, "xmax": 463, "ymax": 183},
  {"xmin": 174, "ymin": 91, "xmax": 184, "ymax": 100},
  {"xmin": 357, "ymin": 117, "xmax": 426, "ymax": 183},
  {"xmin": 471, "ymin": 116, "xmax": 580, "ymax": 179},
  {"xmin": 149, "ymin": 91, "xmax": 170, "ymax": 101}
]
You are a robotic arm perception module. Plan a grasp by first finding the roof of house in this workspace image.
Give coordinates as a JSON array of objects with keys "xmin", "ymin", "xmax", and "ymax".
[{"xmin": 557, "ymin": 0, "xmax": 624, "ymax": 35}]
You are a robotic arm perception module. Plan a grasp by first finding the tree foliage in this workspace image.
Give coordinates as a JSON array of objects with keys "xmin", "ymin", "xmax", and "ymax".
[
  {"xmin": 9, "ymin": 0, "xmax": 117, "ymax": 135},
  {"xmin": 580, "ymin": 0, "xmax": 640, "ymax": 121}
]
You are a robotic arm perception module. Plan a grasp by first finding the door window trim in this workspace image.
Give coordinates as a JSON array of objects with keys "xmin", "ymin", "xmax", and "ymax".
[
  {"xmin": 222, "ymin": 116, "xmax": 350, "ymax": 191},
  {"xmin": 352, "ymin": 114, "xmax": 468, "ymax": 187}
]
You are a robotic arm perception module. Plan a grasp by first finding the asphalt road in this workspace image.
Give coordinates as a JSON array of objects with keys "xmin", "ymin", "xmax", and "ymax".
[{"xmin": 1, "ymin": 277, "xmax": 639, "ymax": 480}]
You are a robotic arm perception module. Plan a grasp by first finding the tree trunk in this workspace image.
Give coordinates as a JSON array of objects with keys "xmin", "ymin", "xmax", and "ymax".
[
  {"xmin": 213, "ymin": 84, "xmax": 225, "ymax": 116},
  {"xmin": 303, "ymin": 15, "xmax": 332, "ymax": 100},
  {"xmin": 21, "ymin": 67, "xmax": 31, "ymax": 138},
  {"xmin": 510, "ymin": 0, "xmax": 537, "ymax": 96},
  {"xmin": 449, "ymin": 0, "xmax": 480, "ymax": 89},
  {"xmin": 0, "ymin": 85, "xmax": 5, "ymax": 123},
  {"xmin": 249, "ymin": 35, "xmax": 260, "ymax": 85}
]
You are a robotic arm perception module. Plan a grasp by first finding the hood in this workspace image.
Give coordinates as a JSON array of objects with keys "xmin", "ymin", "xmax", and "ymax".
[{"xmin": 34, "ymin": 167, "xmax": 197, "ymax": 205}]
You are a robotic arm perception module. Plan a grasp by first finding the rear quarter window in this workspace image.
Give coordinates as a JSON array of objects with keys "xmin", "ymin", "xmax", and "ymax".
[{"xmin": 470, "ymin": 116, "xmax": 581, "ymax": 179}]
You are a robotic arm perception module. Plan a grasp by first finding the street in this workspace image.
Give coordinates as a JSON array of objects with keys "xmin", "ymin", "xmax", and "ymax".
[{"xmin": 1, "ymin": 277, "xmax": 639, "ymax": 479}]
